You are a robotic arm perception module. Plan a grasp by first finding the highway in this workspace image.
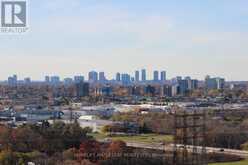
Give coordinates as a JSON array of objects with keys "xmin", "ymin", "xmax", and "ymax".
[{"xmin": 125, "ymin": 142, "xmax": 248, "ymax": 158}]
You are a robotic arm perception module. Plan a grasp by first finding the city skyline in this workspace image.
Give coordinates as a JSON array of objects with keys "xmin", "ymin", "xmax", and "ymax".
[
  {"xmin": 0, "ymin": 0, "xmax": 247, "ymax": 80},
  {"xmin": 1, "ymin": 1, "xmax": 248, "ymax": 164},
  {"xmin": 3, "ymin": 70, "xmax": 228, "ymax": 83},
  {"xmin": 0, "ymin": 69, "xmax": 245, "ymax": 81}
]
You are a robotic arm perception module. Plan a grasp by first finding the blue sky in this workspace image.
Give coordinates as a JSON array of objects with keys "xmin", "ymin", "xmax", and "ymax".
[{"xmin": 0, "ymin": 0, "xmax": 248, "ymax": 80}]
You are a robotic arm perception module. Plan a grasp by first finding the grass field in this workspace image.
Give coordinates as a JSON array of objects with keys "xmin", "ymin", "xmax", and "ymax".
[
  {"xmin": 90, "ymin": 133, "xmax": 173, "ymax": 144},
  {"xmin": 210, "ymin": 160, "xmax": 248, "ymax": 165}
]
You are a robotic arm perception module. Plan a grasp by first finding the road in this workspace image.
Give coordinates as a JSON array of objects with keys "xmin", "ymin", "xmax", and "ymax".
[{"xmin": 125, "ymin": 142, "xmax": 248, "ymax": 158}]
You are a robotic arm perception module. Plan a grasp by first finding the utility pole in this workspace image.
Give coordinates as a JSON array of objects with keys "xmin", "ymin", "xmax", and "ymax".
[{"xmin": 173, "ymin": 107, "xmax": 207, "ymax": 165}]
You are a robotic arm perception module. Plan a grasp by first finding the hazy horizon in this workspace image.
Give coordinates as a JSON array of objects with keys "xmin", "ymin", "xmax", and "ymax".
[{"xmin": 1, "ymin": 0, "xmax": 247, "ymax": 81}]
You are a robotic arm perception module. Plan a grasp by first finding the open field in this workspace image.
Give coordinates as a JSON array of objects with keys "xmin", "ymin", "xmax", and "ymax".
[
  {"xmin": 210, "ymin": 160, "xmax": 248, "ymax": 165},
  {"xmin": 90, "ymin": 133, "xmax": 173, "ymax": 144}
]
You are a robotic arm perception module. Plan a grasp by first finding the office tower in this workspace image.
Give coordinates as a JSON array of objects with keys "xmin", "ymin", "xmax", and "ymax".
[
  {"xmin": 51, "ymin": 76, "xmax": 60, "ymax": 85},
  {"xmin": 45, "ymin": 76, "xmax": 50, "ymax": 83},
  {"xmin": 178, "ymin": 79, "xmax": 188, "ymax": 95},
  {"xmin": 185, "ymin": 76, "xmax": 192, "ymax": 90},
  {"xmin": 161, "ymin": 71, "xmax": 166, "ymax": 81},
  {"xmin": 185, "ymin": 76, "xmax": 191, "ymax": 80},
  {"xmin": 121, "ymin": 73, "xmax": 131, "ymax": 85},
  {"xmin": 75, "ymin": 82, "xmax": 89, "ymax": 97},
  {"xmin": 24, "ymin": 77, "xmax": 31, "ymax": 84},
  {"xmin": 141, "ymin": 69, "xmax": 146, "ymax": 81},
  {"xmin": 184, "ymin": 76, "xmax": 198, "ymax": 90},
  {"xmin": 191, "ymin": 79, "xmax": 198, "ymax": 90},
  {"xmin": 216, "ymin": 78, "xmax": 225, "ymax": 89},
  {"xmin": 8, "ymin": 75, "xmax": 17, "ymax": 86},
  {"xmin": 99, "ymin": 72, "xmax": 106, "ymax": 82},
  {"xmin": 205, "ymin": 75, "xmax": 225, "ymax": 90},
  {"xmin": 116, "ymin": 72, "xmax": 121, "ymax": 82},
  {"xmin": 100, "ymin": 85, "xmax": 113, "ymax": 96},
  {"xmin": 162, "ymin": 85, "xmax": 172, "ymax": 97},
  {"xmin": 74, "ymin": 76, "xmax": 84, "ymax": 83},
  {"xmin": 88, "ymin": 71, "xmax": 98, "ymax": 82},
  {"xmin": 172, "ymin": 84, "xmax": 179, "ymax": 96},
  {"xmin": 13, "ymin": 75, "xmax": 17, "ymax": 82},
  {"xmin": 135, "ymin": 70, "xmax": 139, "ymax": 82},
  {"xmin": 176, "ymin": 76, "xmax": 182, "ymax": 81},
  {"xmin": 64, "ymin": 78, "xmax": 73, "ymax": 85},
  {"xmin": 8, "ymin": 77, "xmax": 14, "ymax": 86},
  {"xmin": 153, "ymin": 70, "xmax": 159, "ymax": 81},
  {"xmin": 171, "ymin": 76, "xmax": 182, "ymax": 84},
  {"xmin": 205, "ymin": 76, "xmax": 217, "ymax": 89},
  {"xmin": 145, "ymin": 85, "xmax": 156, "ymax": 96}
]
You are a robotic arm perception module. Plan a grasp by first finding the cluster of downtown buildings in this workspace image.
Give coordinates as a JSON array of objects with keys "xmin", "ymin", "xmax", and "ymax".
[
  {"xmin": 43, "ymin": 69, "xmax": 167, "ymax": 85},
  {"xmin": 3, "ymin": 69, "xmax": 230, "ymax": 98},
  {"xmin": 0, "ymin": 71, "xmax": 246, "ymax": 129},
  {"xmin": 7, "ymin": 69, "xmax": 165, "ymax": 85}
]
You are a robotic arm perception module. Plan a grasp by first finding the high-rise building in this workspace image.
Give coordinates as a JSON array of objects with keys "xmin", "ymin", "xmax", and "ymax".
[
  {"xmin": 216, "ymin": 77, "xmax": 225, "ymax": 89},
  {"xmin": 13, "ymin": 75, "xmax": 17, "ymax": 82},
  {"xmin": 88, "ymin": 71, "xmax": 98, "ymax": 82},
  {"xmin": 184, "ymin": 77, "xmax": 198, "ymax": 90},
  {"xmin": 176, "ymin": 76, "xmax": 182, "ymax": 81},
  {"xmin": 7, "ymin": 77, "xmax": 12, "ymax": 85},
  {"xmin": 135, "ymin": 71, "xmax": 139, "ymax": 82},
  {"xmin": 45, "ymin": 76, "xmax": 50, "ymax": 83},
  {"xmin": 141, "ymin": 69, "xmax": 146, "ymax": 81},
  {"xmin": 64, "ymin": 78, "xmax": 73, "ymax": 85},
  {"xmin": 7, "ymin": 75, "xmax": 18, "ymax": 86},
  {"xmin": 153, "ymin": 70, "xmax": 159, "ymax": 81},
  {"xmin": 171, "ymin": 77, "xmax": 198, "ymax": 95},
  {"xmin": 172, "ymin": 84, "xmax": 179, "ymax": 96},
  {"xmin": 185, "ymin": 76, "xmax": 192, "ymax": 90},
  {"xmin": 162, "ymin": 85, "xmax": 172, "ymax": 97},
  {"xmin": 178, "ymin": 80, "xmax": 188, "ymax": 95},
  {"xmin": 145, "ymin": 85, "xmax": 156, "ymax": 96},
  {"xmin": 75, "ymin": 82, "xmax": 89, "ymax": 97},
  {"xmin": 74, "ymin": 76, "xmax": 84, "ymax": 83},
  {"xmin": 205, "ymin": 75, "xmax": 225, "ymax": 90},
  {"xmin": 99, "ymin": 72, "xmax": 106, "ymax": 82},
  {"xmin": 99, "ymin": 85, "xmax": 113, "ymax": 96},
  {"xmin": 191, "ymin": 79, "xmax": 198, "ymax": 90},
  {"xmin": 161, "ymin": 71, "xmax": 166, "ymax": 81},
  {"xmin": 121, "ymin": 73, "xmax": 131, "ymax": 85},
  {"xmin": 205, "ymin": 75, "xmax": 216, "ymax": 89},
  {"xmin": 172, "ymin": 76, "xmax": 182, "ymax": 84},
  {"xmin": 116, "ymin": 73, "xmax": 121, "ymax": 82},
  {"xmin": 182, "ymin": 76, "xmax": 198, "ymax": 91},
  {"xmin": 51, "ymin": 76, "xmax": 60, "ymax": 85},
  {"xmin": 24, "ymin": 77, "xmax": 31, "ymax": 84},
  {"xmin": 173, "ymin": 77, "xmax": 192, "ymax": 95}
]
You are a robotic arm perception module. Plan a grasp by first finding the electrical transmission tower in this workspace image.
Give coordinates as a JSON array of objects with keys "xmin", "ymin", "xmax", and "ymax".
[{"xmin": 173, "ymin": 107, "xmax": 207, "ymax": 165}]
